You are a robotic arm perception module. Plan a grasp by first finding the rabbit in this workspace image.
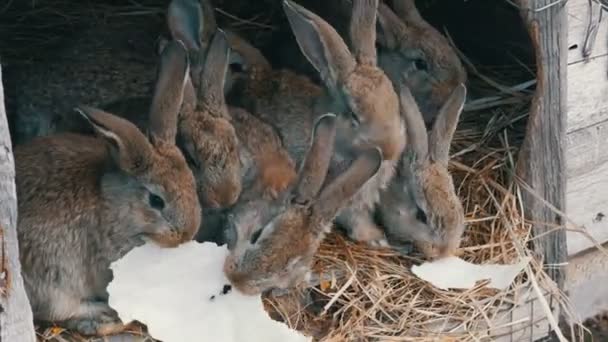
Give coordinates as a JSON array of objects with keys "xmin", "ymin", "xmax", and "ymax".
[
  {"xmin": 376, "ymin": 83, "xmax": 467, "ymax": 259},
  {"xmin": 14, "ymin": 40, "xmax": 201, "ymax": 336},
  {"xmin": 175, "ymin": 0, "xmax": 405, "ymax": 247},
  {"xmin": 375, "ymin": 0, "xmax": 467, "ymax": 125},
  {"xmin": 9, "ymin": 13, "xmax": 163, "ymax": 146},
  {"xmin": 183, "ymin": 29, "xmax": 297, "ymax": 243},
  {"xmin": 223, "ymin": 113, "xmax": 383, "ymax": 295}
]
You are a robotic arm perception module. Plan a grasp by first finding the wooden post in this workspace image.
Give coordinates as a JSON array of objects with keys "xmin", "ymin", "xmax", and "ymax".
[
  {"xmin": 0, "ymin": 64, "xmax": 36, "ymax": 341},
  {"xmin": 516, "ymin": 1, "xmax": 568, "ymax": 289}
]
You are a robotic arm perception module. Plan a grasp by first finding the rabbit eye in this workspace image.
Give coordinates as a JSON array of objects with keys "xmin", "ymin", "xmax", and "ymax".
[
  {"xmin": 250, "ymin": 229, "xmax": 263, "ymax": 244},
  {"xmin": 229, "ymin": 63, "xmax": 244, "ymax": 73},
  {"xmin": 415, "ymin": 206, "xmax": 428, "ymax": 224},
  {"xmin": 149, "ymin": 193, "xmax": 165, "ymax": 211},
  {"xmin": 414, "ymin": 58, "xmax": 428, "ymax": 72}
]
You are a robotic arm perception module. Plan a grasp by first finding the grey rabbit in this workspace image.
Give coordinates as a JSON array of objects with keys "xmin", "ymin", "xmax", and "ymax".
[{"xmin": 378, "ymin": 83, "xmax": 467, "ymax": 259}]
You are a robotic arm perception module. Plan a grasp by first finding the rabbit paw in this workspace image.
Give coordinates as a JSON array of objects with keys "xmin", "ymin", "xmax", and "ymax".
[{"xmin": 64, "ymin": 302, "xmax": 125, "ymax": 336}]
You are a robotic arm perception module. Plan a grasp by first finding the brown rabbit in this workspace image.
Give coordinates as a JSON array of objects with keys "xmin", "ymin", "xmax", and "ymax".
[
  {"xmin": 377, "ymin": 83, "xmax": 466, "ymax": 259},
  {"xmin": 223, "ymin": 114, "xmax": 383, "ymax": 295},
  {"xmin": 185, "ymin": 29, "xmax": 297, "ymax": 243},
  {"xmin": 375, "ymin": 0, "xmax": 467, "ymax": 124},
  {"xmin": 15, "ymin": 41, "xmax": 201, "ymax": 336},
  {"xmin": 190, "ymin": 0, "xmax": 405, "ymax": 246}
]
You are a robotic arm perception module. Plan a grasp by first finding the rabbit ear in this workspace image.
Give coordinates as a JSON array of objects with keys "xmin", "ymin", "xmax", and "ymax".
[
  {"xmin": 313, "ymin": 147, "xmax": 382, "ymax": 220},
  {"xmin": 429, "ymin": 84, "xmax": 466, "ymax": 166},
  {"xmin": 199, "ymin": 0, "xmax": 219, "ymax": 43},
  {"xmin": 292, "ymin": 114, "xmax": 337, "ymax": 205},
  {"xmin": 350, "ymin": 0, "xmax": 378, "ymax": 66},
  {"xmin": 76, "ymin": 106, "xmax": 153, "ymax": 175},
  {"xmin": 224, "ymin": 30, "xmax": 271, "ymax": 72},
  {"xmin": 167, "ymin": 0, "xmax": 203, "ymax": 51},
  {"xmin": 148, "ymin": 40, "xmax": 189, "ymax": 144},
  {"xmin": 391, "ymin": 0, "xmax": 426, "ymax": 27},
  {"xmin": 283, "ymin": 0, "xmax": 356, "ymax": 92},
  {"xmin": 376, "ymin": 3, "xmax": 405, "ymax": 49},
  {"xmin": 198, "ymin": 29, "xmax": 230, "ymax": 110},
  {"xmin": 399, "ymin": 85, "xmax": 428, "ymax": 161}
]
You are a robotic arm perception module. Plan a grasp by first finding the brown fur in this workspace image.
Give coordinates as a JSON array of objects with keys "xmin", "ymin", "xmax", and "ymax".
[
  {"xmin": 376, "ymin": 1, "xmax": 467, "ymax": 123},
  {"xmin": 15, "ymin": 41, "xmax": 201, "ymax": 336},
  {"xmin": 343, "ymin": 64, "xmax": 403, "ymax": 161},
  {"xmin": 230, "ymin": 106, "xmax": 297, "ymax": 199}
]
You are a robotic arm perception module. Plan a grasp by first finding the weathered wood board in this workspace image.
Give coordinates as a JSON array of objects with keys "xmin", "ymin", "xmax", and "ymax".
[
  {"xmin": 567, "ymin": 0, "xmax": 608, "ymax": 65},
  {"xmin": 567, "ymin": 244, "xmax": 608, "ymax": 320},
  {"xmin": 565, "ymin": 0, "xmax": 608, "ymax": 255},
  {"xmin": 567, "ymin": 55, "xmax": 608, "ymax": 132}
]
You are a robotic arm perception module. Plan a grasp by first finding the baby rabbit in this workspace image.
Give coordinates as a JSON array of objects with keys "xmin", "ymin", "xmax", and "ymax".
[
  {"xmin": 376, "ymin": 0, "xmax": 467, "ymax": 124},
  {"xmin": 186, "ymin": 30, "xmax": 297, "ymax": 243},
  {"xmin": 377, "ymin": 84, "xmax": 466, "ymax": 259},
  {"xmin": 180, "ymin": 0, "xmax": 405, "ymax": 246},
  {"xmin": 15, "ymin": 41, "xmax": 201, "ymax": 336},
  {"xmin": 223, "ymin": 114, "xmax": 383, "ymax": 295}
]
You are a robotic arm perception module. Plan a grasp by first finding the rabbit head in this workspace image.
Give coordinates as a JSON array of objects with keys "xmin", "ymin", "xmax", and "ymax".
[
  {"xmin": 283, "ymin": 0, "xmax": 405, "ymax": 162},
  {"xmin": 223, "ymin": 114, "xmax": 382, "ymax": 295},
  {"xmin": 379, "ymin": 83, "xmax": 466, "ymax": 259},
  {"xmin": 65, "ymin": 43, "xmax": 201, "ymax": 248},
  {"xmin": 376, "ymin": 0, "xmax": 466, "ymax": 124},
  {"xmin": 167, "ymin": 1, "xmax": 242, "ymax": 209}
]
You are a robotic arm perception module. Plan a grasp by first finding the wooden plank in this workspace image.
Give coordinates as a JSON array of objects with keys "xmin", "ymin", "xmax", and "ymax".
[
  {"xmin": 567, "ymin": 0, "xmax": 608, "ymax": 65},
  {"xmin": 567, "ymin": 54, "xmax": 608, "ymax": 132},
  {"xmin": 566, "ymin": 158, "xmax": 608, "ymax": 255},
  {"xmin": 567, "ymin": 242, "xmax": 608, "ymax": 320},
  {"xmin": 566, "ymin": 118, "xmax": 608, "ymax": 179},
  {"xmin": 516, "ymin": 1, "xmax": 568, "ymax": 288},
  {"xmin": 0, "ymin": 65, "xmax": 36, "ymax": 340}
]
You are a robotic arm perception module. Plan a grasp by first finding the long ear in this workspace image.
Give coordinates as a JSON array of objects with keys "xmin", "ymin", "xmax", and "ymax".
[
  {"xmin": 283, "ymin": 0, "xmax": 356, "ymax": 92},
  {"xmin": 198, "ymin": 29, "xmax": 230, "ymax": 111},
  {"xmin": 167, "ymin": 0, "xmax": 203, "ymax": 51},
  {"xmin": 350, "ymin": 0, "xmax": 378, "ymax": 66},
  {"xmin": 376, "ymin": 3, "xmax": 405, "ymax": 49},
  {"xmin": 148, "ymin": 40, "xmax": 189, "ymax": 144},
  {"xmin": 199, "ymin": 0, "xmax": 218, "ymax": 44},
  {"xmin": 391, "ymin": 0, "xmax": 427, "ymax": 27},
  {"xmin": 224, "ymin": 30, "xmax": 271, "ymax": 72},
  {"xmin": 313, "ymin": 147, "xmax": 382, "ymax": 220},
  {"xmin": 76, "ymin": 106, "xmax": 153, "ymax": 175},
  {"xmin": 399, "ymin": 85, "xmax": 428, "ymax": 161},
  {"xmin": 292, "ymin": 114, "xmax": 337, "ymax": 204},
  {"xmin": 429, "ymin": 84, "xmax": 466, "ymax": 165}
]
